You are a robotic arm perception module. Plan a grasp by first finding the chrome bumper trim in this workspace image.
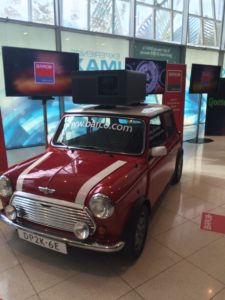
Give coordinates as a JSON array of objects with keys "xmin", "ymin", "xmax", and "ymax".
[{"xmin": 0, "ymin": 213, "xmax": 125, "ymax": 253}]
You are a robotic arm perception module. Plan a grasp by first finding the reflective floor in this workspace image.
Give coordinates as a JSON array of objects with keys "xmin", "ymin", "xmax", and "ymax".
[{"xmin": 1, "ymin": 134, "xmax": 225, "ymax": 299}]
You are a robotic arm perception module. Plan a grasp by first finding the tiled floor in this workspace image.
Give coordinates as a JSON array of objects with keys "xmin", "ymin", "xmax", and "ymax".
[{"xmin": 1, "ymin": 135, "xmax": 225, "ymax": 299}]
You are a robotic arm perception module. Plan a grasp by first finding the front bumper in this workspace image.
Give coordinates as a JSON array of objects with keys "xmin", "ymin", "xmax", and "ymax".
[{"xmin": 0, "ymin": 213, "xmax": 125, "ymax": 253}]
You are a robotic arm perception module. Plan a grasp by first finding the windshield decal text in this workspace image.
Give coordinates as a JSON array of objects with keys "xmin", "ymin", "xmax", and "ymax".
[{"xmin": 65, "ymin": 121, "xmax": 133, "ymax": 133}]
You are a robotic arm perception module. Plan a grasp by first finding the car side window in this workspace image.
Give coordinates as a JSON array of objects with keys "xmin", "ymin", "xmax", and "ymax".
[
  {"xmin": 149, "ymin": 115, "xmax": 166, "ymax": 148},
  {"xmin": 162, "ymin": 111, "xmax": 177, "ymax": 138}
]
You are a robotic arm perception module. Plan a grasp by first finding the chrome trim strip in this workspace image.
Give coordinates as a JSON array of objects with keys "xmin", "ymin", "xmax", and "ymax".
[
  {"xmin": 16, "ymin": 152, "xmax": 52, "ymax": 191},
  {"xmin": 84, "ymin": 206, "xmax": 96, "ymax": 233},
  {"xmin": 0, "ymin": 213, "xmax": 125, "ymax": 253},
  {"xmin": 75, "ymin": 160, "xmax": 127, "ymax": 205},
  {"xmin": 11, "ymin": 191, "xmax": 83, "ymax": 209}
]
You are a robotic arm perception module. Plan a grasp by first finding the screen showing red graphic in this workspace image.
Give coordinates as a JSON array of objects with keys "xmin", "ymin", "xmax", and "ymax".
[
  {"xmin": 189, "ymin": 64, "xmax": 221, "ymax": 94},
  {"xmin": 2, "ymin": 46, "xmax": 79, "ymax": 97}
]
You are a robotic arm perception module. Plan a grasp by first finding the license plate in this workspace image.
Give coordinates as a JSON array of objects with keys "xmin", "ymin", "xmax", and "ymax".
[{"xmin": 17, "ymin": 229, "xmax": 67, "ymax": 254}]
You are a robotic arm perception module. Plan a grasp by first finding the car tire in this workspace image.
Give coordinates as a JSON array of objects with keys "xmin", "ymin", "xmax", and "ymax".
[
  {"xmin": 123, "ymin": 203, "xmax": 149, "ymax": 260},
  {"xmin": 171, "ymin": 149, "xmax": 183, "ymax": 185}
]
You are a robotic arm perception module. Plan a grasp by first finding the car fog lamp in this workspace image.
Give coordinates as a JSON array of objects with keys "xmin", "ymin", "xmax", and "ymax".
[
  {"xmin": 89, "ymin": 193, "xmax": 114, "ymax": 219},
  {"xmin": 5, "ymin": 205, "xmax": 17, "ymax": 221},
  {"xmin": 0, "ymin": 176, "xmax": 13, "ymax": 197},
  {"xmin": 73, "ymin": 222, "xmax": 89, "ymax": 240}
]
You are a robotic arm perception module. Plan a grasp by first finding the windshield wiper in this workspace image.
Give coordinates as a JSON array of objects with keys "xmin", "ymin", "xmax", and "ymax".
[
  {"xmin": 78, "ymin": 145, "xmax": 106, "ymax": 151},
  {"xmin": 57, "ymin": 141, "xmax": 75, "ymax": 151},
  {"xmin": 77, "ymin": 145, "xmax": 114, "ymax": 155},
  {"xmin": 58, "ymin": 143, "xmax": 113, "ymax": 155}
]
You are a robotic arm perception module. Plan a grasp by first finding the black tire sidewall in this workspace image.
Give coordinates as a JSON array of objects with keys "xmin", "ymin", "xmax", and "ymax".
[
  {"xmin": 123, "ymin": 204, "xmax": 149, "ymax": 260},
  {"xmin": 172, "ymin": 150, "xmax": 183, "ymax": 184}
]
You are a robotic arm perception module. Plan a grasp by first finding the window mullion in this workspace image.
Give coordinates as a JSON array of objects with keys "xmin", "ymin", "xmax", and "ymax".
[
  {"xmin": 88, "ymin": 0, "xmax": 91, "ymax": 31},
  {"xmin": 181, "ymin": 0, "xmax": 189, "ymax": 45},
  {"xmin": 153, "ymin": 6, "xmax": 156, "ymax": 39},
  {"xmin": 28, "ymin": 0, "xmax": 32, "ymax": 22}
]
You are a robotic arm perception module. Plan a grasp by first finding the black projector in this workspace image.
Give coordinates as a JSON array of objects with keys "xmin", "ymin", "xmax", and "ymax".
[{"xmin": 72, "ymin": 70, "xmax": 146, "ymax": 105}]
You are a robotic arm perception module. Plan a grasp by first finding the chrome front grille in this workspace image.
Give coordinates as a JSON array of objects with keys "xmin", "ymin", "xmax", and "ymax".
[{"xmin": 11, "ymin": 195, "xmax": 96, "ymax": 234}]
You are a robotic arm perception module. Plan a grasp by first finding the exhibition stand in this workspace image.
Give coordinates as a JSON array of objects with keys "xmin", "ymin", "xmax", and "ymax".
[
  {"xmin": 31, "ymin": 97, "xmax": 54, "ymax": 147},
  {"xmin": 196, "ymin": 94, "xmax": 212, "ymax": 143},
  {"xmin": 163, "ymin": 63, "xmax": 186, "ymax": 136},
  {"xmin": 187, "ymin": 93, "xmax": 213, "ymax": 144},
  {"xmin": 187, "ymin": 63, "xmax": 221, "ymax": 144},
  {"xmin": 205, "ymin": 78, "xmax": 225, "ymax": 136}
]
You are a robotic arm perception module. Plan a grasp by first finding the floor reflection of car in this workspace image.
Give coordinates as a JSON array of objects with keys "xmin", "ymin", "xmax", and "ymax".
[{"xmin": 0, "ymin": 103, "xmax": 183, "ymax": 259}]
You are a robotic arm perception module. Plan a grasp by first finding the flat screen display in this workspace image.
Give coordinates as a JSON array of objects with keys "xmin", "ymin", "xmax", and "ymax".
[
  {"xmin": 189, "ymin": 64, "xmax": 221, "ymax": 94},
  {"xmin": 125, "ymin": 57, "xmax": 166, "ymax": 94},
  {"xmin": 2, "ymin": 46, "xmax": 79, "ymax": 97}
]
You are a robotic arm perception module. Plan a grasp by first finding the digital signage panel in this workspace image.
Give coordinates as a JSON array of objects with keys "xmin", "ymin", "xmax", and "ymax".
[
  {"xmin": 2, "ymin": 46, "xmax": 79, "ymax": 97},
  {"xmin": 189, "ymin": 64, "xmax": 221, "ymax": 94},
  {"xmin": 125, "ymin": 57, "xmax": 166, "ymax": 94}
]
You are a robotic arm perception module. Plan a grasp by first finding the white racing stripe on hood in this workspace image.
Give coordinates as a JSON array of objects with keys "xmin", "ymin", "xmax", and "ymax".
[
  {"xmin": 16, "ymin": 152, "xmax": 52, "ymax": 191},
  {"xmin": 75, "ymin": 160, "xmax": 127, "ymax": 205}
]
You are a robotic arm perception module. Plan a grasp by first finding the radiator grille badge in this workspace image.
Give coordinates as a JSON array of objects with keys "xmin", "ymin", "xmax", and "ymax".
[{"xmin": 38, "ymin": 186, "xmax": 56, "ymax": 195}]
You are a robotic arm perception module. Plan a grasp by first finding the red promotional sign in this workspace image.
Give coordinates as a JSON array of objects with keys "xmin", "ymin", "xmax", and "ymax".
[
  {"xmin": 34, "ymin": 62, "xmax": 55, "ymax": 84},
  {"xmin": 163, "ymin": 64, "xmax": 186, "ymax": 135},
  {"xmin": 0, "ymin": 110, "xmax": 8, "ymax": 173},
  {"xmin": 201, "ymin": 212, "xmax": 225, "ymax": 234}
]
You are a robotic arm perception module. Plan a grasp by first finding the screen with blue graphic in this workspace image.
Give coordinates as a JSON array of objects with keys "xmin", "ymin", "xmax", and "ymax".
[
  {"xmin": 0, "ymin": 96, "xmax": 60, "ymax": 149},
  {"xmin": 2, "ymin": 46, "xmax": 79, "ymax": 97},
  {"xmin": 125, "ymin": 57, "xmax": 166, "ymax": 95}
]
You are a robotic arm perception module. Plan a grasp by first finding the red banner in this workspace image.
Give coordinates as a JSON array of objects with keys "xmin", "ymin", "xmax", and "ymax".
[
  {"xmin": 201, "ymin": 212, "xmax": 225, "ymax": 234},
  {"xmin": 0, "ymin": 110, "xmax": 8, "ymax": 172},
  {"xmin": 163, "ymin": 64, "xmax": 186, "ymax": 135}
]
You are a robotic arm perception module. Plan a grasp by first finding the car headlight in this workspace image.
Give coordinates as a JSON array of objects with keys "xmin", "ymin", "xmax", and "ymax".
[
  {"xmin": 5, "ymin": 205, "xmax": 17, "ymax": 221},
  {"xmin": 89, "ymin": 193, "xmax": 114, "ymax": 219},
  {"xmin": 73, "ymin": 222, "xmax": 89, "ymax": 240},
  {"xmin": 0, "ymin": 175, "xmax": 13, "ymax": 197}
]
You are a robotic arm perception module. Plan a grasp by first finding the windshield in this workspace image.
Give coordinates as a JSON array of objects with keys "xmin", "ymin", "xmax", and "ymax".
[{"xmin": 52, "ymin": 115, "xmax": 145, "ymax": 155}]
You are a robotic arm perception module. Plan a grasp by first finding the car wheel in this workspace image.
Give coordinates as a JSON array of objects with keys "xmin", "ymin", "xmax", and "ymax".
[
  {"xmin": 171, "ymin": 150, "xmax": 183, "ymax": 185},
  {"xmin": 123, "ymin": 204, "xmax": 149, "ymax": 260}
]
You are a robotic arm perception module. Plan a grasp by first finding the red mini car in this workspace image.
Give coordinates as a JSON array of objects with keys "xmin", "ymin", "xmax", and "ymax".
[{"xmin": 0, "ymin": 103, "xmax": 183, "ymax": 259}]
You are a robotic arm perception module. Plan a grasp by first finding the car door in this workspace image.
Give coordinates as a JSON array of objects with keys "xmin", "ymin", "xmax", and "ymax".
[
  {"xmin": 147, "ymin": 112, "xmax": 175, "ymax": 205},
  {"xmin": 161, "ymin": 110, "xmax": 180, "ymax": 180}
]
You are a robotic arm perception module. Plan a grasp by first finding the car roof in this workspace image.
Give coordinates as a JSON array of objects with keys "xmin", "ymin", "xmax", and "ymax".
[{"xmin": 65, "ymin": 103, "xmax": 171, "ymax": 118}]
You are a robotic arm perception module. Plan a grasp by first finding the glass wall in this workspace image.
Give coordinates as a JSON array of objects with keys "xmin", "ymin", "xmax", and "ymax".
[
  {"xmin": 188, "ymin": 0, "xmax": 224, "ymax": 47},
  {"xmin": 222, "ymin": 54, "xmax": 225, "ymax": 77},
  {"xmin": 60, "ymin": 0, "xmax": 88, "ymax": 30},
  {"xmin": 60, "ymin": 0, "xmax": 131, "ymax": 36},
  {"xmin": 0, "ymin": 0, "xmax": 55, "ymax": 25},
  {"xmin": 0, "ymin": 0, "xmax": 225, "ymax": 49},
  {"xmin": 135, "ymin": 0, "xmax": 184, "ymax": 42},
  {"xmin": 0, "ymin": 23, "xmax": 59, "ymax": 149},
  {"xmin": 185, "ymin": 48, "xmax": 219, "ymax": 125}
]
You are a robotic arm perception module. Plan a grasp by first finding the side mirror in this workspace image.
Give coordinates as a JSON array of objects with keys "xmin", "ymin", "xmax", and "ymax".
[{"xmin": 149, "ymin": 146, "xmax": 167, "ymax": 158}]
